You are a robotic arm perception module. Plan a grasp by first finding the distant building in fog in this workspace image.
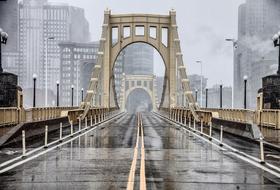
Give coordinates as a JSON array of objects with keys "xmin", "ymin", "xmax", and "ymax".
[
  {"xmin": 208, "ymin": 85, "xmax": 232, "ymax": 108},
  {"xmin": 16, "ymin": 0, "xmax": 90, "ymax": 107},
  {"xmin": 0, "ymin": 0, "xmax": 20, "ymax": 76},
  {"xmin": 123, "ymin": 43, "xmax": 154, "ymax": 75},
  {"xmin": 114, "ymin": 52, "xmax": 125, "ymax": 102},
  {"xmin": 188, "ymin": 74, "xmax": 207, "ymax": 107},
  {"xmin": 113, "ymin": 43, "xmax": 154, "ymax": 105},
  {"xmin": 234, "ymin": 0, "xmax": 280, "ymax": 109},
  {"xmin": 59, "ymin": 42, "xmax": 98, "ymax": 106},
  {"xmin": 0, "ymin": 0, "xmax": 18, "ymax": 52},
  {"xmin": 155, "ymin": 76, "xmax": 164, "ymax": 104}
]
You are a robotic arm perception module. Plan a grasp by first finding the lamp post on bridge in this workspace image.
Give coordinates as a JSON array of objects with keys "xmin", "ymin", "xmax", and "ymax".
[
  {"xmin": 272, "ymin": 32, "xmax": 280, "ymax": 75},
  {"xmin": 219, "ymin": 84, "xmax": 223, "ymax": 109},
  {"xmin": 32, "ymin": 74, "xmax": 37, "ymax": 108},
  {"xmin": 81, "ymin": 88, "xmax": 84, "ymax": 102},
  {"xmin": 195, "ymin": 89, "xmax": 198, "ymax": 103},
  {"xmin": 243, "ymin": 75, "xmax": 248, "ymax": 109},
  {"xmin": 225, "ymin": 38, "xmax": 237, "ymax": 108},
  {"xmin": 0, "ymin": 28, "xmax": 8, "ymax": 73},
  {"xmin": 56, "ymin": 81, "xmax": 60, "ymax": 107},
  {"xmin": 71, "ymin": 85, "xmax": 74, "ymax": 107},
  {"xmin": 205, "ymin": 88, "xmax": 208, "ymax": 108},
  {"xmin": 196, "ymin": 60, "xmax": 203, "ymax": 107}
]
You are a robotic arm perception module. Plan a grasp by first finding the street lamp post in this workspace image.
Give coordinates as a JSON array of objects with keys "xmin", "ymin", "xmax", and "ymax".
[
  {"xmin": 45, "ymin": 37, "xmax": 55, "ymax": 107},
  {"xmin": 225, "ymin": 38, "xmax": 237, "ymax": 108},
  {"xmin": 32, "ymin": 74, "xmax": 37, "ymax": 108},
  {"xmin": 195, "ymin": 89, "xmax": 198, "ymax": 103},
  {"xmin": 71, "ymin": 85, "xmax": 74, "ymax": 107},
  {"xmin": 205, "ymin": 88, "xmax": 208, "ymax": 108},
  {"xmin": 220, "ymin": 84, "xmax": 223, "ymax": 109},
  {"xmin": 196, "ymin": 60, "xmax": 203, "ymax": 106},
  {"xmin": 56, "ymin": 81, "xmax": 59, "ymax": 107},
  {"xmin": 81, "ymin": 88, "xmax": 84, "ymax": 102},
  {"xmin": 272, "ymin": 31, "xmax": 280, "ymax": 75},
  {"xmin": 243, "ymin": 75, "xmax": 248, "ymax": 109},
  {"xmin": 0, "ymin": 28, "xmax": 8, "ymax": 73}
]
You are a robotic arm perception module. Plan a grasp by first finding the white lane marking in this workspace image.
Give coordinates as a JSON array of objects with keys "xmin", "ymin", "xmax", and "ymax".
[
  {"xmin": 153, "ymin": 112, "xmax": 280, "ymax": 178},
  {"xmin": 0, "ymin": 112, "xmax": 126, "ymax": 174}
]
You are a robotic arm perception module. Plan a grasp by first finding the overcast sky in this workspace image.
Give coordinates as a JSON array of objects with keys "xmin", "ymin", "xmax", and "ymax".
[{"xmin": 51, "ymin": 0, "xmax": 245, "ymax": 87}]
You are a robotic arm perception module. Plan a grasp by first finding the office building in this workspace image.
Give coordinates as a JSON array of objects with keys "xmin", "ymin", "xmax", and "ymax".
[
  {"xmin": 18, "ymin": 0, "xmax": 90, "ymax": 107},
  {"xmin": 188, "ymin": 74, "xmax": 208, "ymax": 107},
  {"xmin": 123, "ymin": 43, "xmax": 154, "ymax": 75},
  {"xmin": 59, "ymin": 42, "xmax": 98, "ymax": 106},
  {"xmin": 234, "ymin": 0, "xmax": 280, "ymax": 108},
  {"xmin": 0, "ymin": 0, "xmax": 19, "ymax": 75}
]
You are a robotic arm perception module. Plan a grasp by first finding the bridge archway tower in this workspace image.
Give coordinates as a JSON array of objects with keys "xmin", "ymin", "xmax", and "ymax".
[
  {"xmin": 81, "ymin": 9, "xmax": 199, "ymax": 120},
  {"xmin": 119, "ymin": 74, "xmax": 159, "ymax": 112}
]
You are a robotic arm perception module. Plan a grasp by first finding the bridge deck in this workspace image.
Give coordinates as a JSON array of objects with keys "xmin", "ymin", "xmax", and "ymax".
[{"xmin": 0, "ymin": 113, "xmax": 279, "ymax": 189}]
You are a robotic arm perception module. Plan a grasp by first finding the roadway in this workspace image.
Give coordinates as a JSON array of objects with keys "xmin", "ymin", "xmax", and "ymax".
[{"xmin": 0, "ymin": 112, "xmax": 280, "ymax": 189}]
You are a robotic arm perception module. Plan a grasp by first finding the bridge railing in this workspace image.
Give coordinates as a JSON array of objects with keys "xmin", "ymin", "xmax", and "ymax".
[
  {"xmin": 203, "ymin": 108, "xmax": 280, "ymax": 129},
  {"xmin": 67, "ymin": 107, "xmax": 119, "ymax": 124},
  {"xmin": 0, "ymin": 107, "xmax": 78, "ymax": 125},
  {"xmin": 159, "ymin": 107, "xmax": 280, "ymax": 129},
  {"xmin": 257, "ymin": 109, "xmax": 280, "ymax": 129},
  {"xmin": 0, "ymin": 107, "xmax": 25, "ymax": 126},
  {"xmin": 202, "ymin": 108, "xmax": 256, "ymax": 123},
  {"xmin": 25, "ymin": 107, "xmax": 79, "ymax": 122},
  {"xmin": 159, "ymin": 107, "xmax": 213, "ymax": 125}
]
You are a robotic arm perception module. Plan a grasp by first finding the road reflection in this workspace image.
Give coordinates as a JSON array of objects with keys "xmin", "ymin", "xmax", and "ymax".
[{"xmin": 0, "ymin": 113, "xmax": 279, "ymax": 190}]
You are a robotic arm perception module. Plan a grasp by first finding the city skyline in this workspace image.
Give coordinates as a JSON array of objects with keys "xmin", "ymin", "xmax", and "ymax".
[
  {"xmin": 1, "ymin": 2, "xmax": 280, "ymax": 189},
  {"xmin": 50, "ymin": 0, "xmax": 245, "ymax": 87}
]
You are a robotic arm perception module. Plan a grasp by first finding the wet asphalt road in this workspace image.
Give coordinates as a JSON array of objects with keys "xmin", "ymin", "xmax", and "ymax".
[{"xmin": 0, "ymin": 113, "xmax": 280, "ymax": 190}]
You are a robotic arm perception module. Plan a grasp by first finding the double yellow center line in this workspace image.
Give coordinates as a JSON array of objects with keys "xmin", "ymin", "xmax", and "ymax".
[{"xmin": 127, "ymin": 113, "xmax": 146, "ymax": 190}]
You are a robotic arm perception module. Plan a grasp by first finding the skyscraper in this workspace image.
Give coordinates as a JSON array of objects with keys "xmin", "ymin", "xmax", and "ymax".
[
  {"xmin": 234, "ymin": 0, "xmax": 280, "ymax": 108},
  {"xmin": 112, "ymin": 43, "xmax": 154, "ymax": 108},
  {"xmin": 114, "ymin": 52, "xmax": 125, "ymax": 101},
  {"xmin": 0, "ymin": 0, "xmax": 18, "ymax": 52},
  {"xmin": 0, "ymin": 0, "xmax": 19, "ymax": 76},
  {"xmin": 123, "ymin": 43, "xmax": 154, "ymax": 75},
  {"xmin": 188, "ymin": 74, "xmax": 207, "ymax": 107},
  {"xmin": 18, "ymin": 0, "xmax": 90, "ymax": 107},
  {"xmin": 59, "ymin": 42, "xmax": 98, "ymax": 106}
]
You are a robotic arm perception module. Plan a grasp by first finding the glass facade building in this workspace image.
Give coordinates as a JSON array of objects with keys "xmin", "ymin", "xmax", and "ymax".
[{"xmin": 17, "ymin": 0, "xmax": 90, "ymax": 106}]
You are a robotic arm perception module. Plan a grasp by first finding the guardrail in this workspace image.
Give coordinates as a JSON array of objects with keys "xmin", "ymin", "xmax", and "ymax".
[
  {"xmin": 202, "ymin": 108, "xmax": 256, "ymax": 123},
  {"xmin": 0, "ymin": 108, "xmax": 25, "ymax": 126},
  {"xmin": 257, "ymin": 109, "xmax": 280, "ymax": 129},
  {"xmin": 25, "ymin": 107, "xmax": 79, "ymax": 122},
  {"xmin": 203, "ymin": 108, "xmax": 280, "ymax": 129},
  {"xmin": 159, "ymin": 107, "xmax": 213, "ymax": 125},
  {"xmin": 0, "ymin": 107, "xmax": 78, "ymax": 126},
  {"xmin": 67, "ymin": 107, "xmax": 118, "ymax": 124},
  {"xmin": 159, "ymin": 107, "xmax": 280, "ymax": 129}
]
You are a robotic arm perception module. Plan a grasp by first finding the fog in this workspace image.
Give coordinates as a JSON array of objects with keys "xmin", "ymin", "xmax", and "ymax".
[{"xmin": 50, "ymin": 0, "xmax": 245, "ymax": 87}]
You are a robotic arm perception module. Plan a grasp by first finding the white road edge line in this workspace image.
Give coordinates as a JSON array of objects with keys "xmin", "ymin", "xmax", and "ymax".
[
  {"xmin": 153, "ymin": 112, "xmax": 280, "ymax": 178},
  {"xmin": 0, "ymin": 112, "xmax": 126, "ymax": 174}
]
